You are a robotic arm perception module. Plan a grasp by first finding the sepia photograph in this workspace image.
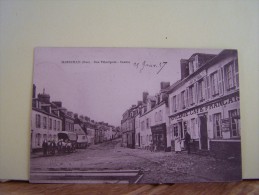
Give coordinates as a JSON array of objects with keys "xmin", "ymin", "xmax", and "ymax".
[{"xmin": 30, "ymin": 47, "xmax": 242, "ymax": 184}]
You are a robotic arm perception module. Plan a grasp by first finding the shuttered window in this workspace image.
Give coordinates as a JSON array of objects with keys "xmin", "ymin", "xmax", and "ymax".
[
  {"xmin": 211, "ymin": 71, "xmax": 219, "ymax": 96},
  {"xmin": 234, "ymin": 60, "xmax": 239, "ymax": 88},
  {"xmin": 189, "ymin": 85, "xmax": 195, "ymax": 105}
]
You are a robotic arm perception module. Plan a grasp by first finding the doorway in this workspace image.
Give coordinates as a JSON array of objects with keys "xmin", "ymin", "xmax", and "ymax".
[{"xmin": 199, "ymin": 114, "xmax": 208, "ymax": 150}]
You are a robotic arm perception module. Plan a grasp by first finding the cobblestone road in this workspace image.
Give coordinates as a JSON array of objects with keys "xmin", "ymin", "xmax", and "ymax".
[{"xmin": 30, "ymin": 139, "xmax": 242, "ymax": 183}]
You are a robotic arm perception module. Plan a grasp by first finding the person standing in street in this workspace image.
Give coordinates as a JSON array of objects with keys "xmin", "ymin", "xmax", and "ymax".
[
  {"xmin": 185, "ymin": 131, "xmax": 191, "ymax": 154},
  {"xmin": 42, "ymin": 139, "xmax": 48, "ymax": 156}
]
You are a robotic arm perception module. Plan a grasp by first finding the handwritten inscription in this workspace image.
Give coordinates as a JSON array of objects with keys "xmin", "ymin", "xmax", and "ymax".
[{"xmin": 133, "ymin": 61, "xmax": 167, "ymax": 74}]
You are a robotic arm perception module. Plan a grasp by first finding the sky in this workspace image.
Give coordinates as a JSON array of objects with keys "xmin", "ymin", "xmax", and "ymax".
[{"xmin": 33, "ymin": 47, "xmax": 222, "ymax": 126}]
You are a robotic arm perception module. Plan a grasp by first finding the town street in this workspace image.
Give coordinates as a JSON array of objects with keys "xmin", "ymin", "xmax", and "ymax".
[{"xmin": 30, "ymin": 139, "xmax": 242, "ymax": 184}]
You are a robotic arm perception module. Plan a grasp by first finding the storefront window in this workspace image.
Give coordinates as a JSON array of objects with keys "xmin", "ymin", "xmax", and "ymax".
[
  {"xmin": 173, "ymin": 124, "xmax": 178, "ymax": 137},
  {"xmin": 182, "ymin": 121, "xmax": 187, "ymax": 139},
  {"xmin": 229, "ymin": 109, "xmax": 240, "ymax": 137},
  {"xmin": 213, "ymin": 113, "xmax": 222, "ymax": 138},
  {"xmin": 191, "ymin": 118, "xmax": 196, "ymax": 138}
]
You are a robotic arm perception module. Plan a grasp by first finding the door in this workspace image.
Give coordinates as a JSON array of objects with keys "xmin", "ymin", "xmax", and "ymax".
[{"xmin": 199, "ymin": 115, "xmax": 208, "ymax": 150}]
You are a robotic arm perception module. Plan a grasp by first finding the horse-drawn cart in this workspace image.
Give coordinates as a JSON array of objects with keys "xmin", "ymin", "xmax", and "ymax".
[{"xmin": 57, "ymin": 132, "xmax": 78, "ymax": 153}]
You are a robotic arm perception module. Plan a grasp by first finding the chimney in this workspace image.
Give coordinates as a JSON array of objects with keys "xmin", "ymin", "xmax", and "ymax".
[
  {"xmin": 67, "ymin": 111, "xmax": 73, "ymax": 117},
  {"xmin": 74, "ymin": 113, "xmax": 78, "ymax": 118},
  {"xmin": 137, "ymin": 101, "xmax": 142, "ymax": 106},
  {"xmin": 142, "ymin": 92, "xmax": 149, "ymax": 104},
  {"xmin": 38, "ymin": 93, "xmax": 50, "ymax": 104},
  {"xmin": 180, "ymin": 59, "xmax": 189, "ymax": 80},
  {"xmin": 160, "ymin": 82, "xmax": 170, "ymax": 90},
  {"xmin": 33, "ymin": 84, "xmax": 36, "ymax": 98}
]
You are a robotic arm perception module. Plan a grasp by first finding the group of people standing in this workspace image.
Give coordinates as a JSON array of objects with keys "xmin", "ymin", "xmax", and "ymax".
[
  {"xmin": 42, "ymin": 139, "xmax": 56, "ymax": 156},
  {"xmin": 174, "ymin": 131, "xmax": 191, "ymax": 154}
]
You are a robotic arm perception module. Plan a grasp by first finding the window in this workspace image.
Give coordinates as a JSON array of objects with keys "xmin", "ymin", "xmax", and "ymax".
[
  {"xmin": 189, "ymin": 85, "xmax": 195, "ymax": 105},
  {"xmin": 57, "ymin": 121, "xmax": 60, "ymax": 131},
  {"xmin": 198, "ymin": 79, "xmax": 205, "ymax": 102},
  {"xmin": 36, "ymin": 114, "xmax": 41, "ymax": 128},
  {"xmin": 172, "ymin": 95, "xmax": 177, "ymax": 112},
  {"xmin": 181, "ymin": 91, "xmax": 186, "ymax": 109},
  {"xmin": 54, "ymin": 120, "xmax": 56, "ymax": 130},
  {"xmin": 211, "ymin": 71, "xmax": 219, "ymax": 96},
  {"xmin": 49, "ymin": 118, "xmax": 52, "ymax": 130},
  {"xmin": 213, "ymin": 113, "xmax": 222, "ymax": 138},
  {"xmin": 141, "ymin": 121, "xmax": 145, "ymax": 131},
  {"xmin": 229, "ymin": 109, "xmax": 240, "ymax": 137},
  {"xmin": 225, "ymin": 61, "xmax": 239, "ymax": 91},
  {"xmin": 146, "ymin": 118, "xmax": 149, "ymax": 128},
  {"xmin": 43, "ymin": 116, "xmax": 47, "ymax": 129},
  {"xmin": 36, "ymin": 133, "xmax": 41, "ymax": 146},
  {"xmin": 159, "ymin": 110, "xmax": 163, "ymax": 121}
]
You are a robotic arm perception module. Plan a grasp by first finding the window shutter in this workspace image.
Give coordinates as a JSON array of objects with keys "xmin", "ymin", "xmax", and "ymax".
[
  {"xmin": 178, "ymin": 94, "xmax": 180, "ymax": 110},
  {"xmin": 221, "ymin": 67, "xmax": 225, "ymax": 94},
  {"xmin": 176, "ymin": 95, "xmax": 178, "ymax": 111},
  {"xmin": 234, "ymin": 60, "xmax": 239, "ymax": 88},
  {"xmin": 207, "ymin": 76, "xmax": 211, "ymax": 99},
  {"xmin": 195, "ymin": 82, "xmax": 198, "ymax": 104},
  {"xmin": 218, "ymin": 68, "xmax": 223, "ymax": 95},
  {"xmin": 204, "ymin": 76, "xmax": 208, "ymax": 101},
  {"xmin": 186, "ymin": 88, "xmax": 189, "ymax": 108}
]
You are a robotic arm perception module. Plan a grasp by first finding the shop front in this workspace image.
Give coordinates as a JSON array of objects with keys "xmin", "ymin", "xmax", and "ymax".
[{"xmin": 151, "ymin": 123, "xmax": 167, "ymax": 151}]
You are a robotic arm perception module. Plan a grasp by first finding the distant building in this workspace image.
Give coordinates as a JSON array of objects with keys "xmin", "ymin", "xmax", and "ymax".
[
  {"xmin": 138, "ymin": 82, "xmax": 171, "ymax": 151},
  {"xmin": 74, "ymin": 114, "xmax": 87, "ymax": 148},
  {"xmin": 121, "ymin": 105, "xmax": 139, "ymax": 148}
]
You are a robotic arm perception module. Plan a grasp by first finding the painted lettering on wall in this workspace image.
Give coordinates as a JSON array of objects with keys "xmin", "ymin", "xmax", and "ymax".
[{"xmin": 170, "ymin": 94, "xmax": 239, "ymax": 121}]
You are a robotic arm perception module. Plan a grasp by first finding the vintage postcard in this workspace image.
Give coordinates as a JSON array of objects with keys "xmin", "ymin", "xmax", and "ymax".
[{"xmin": 30, "ymin": 47, "xmax": 242, "ymax": 183}]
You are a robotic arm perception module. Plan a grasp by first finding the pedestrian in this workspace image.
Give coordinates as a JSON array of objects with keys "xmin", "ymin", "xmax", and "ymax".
[
  {"xmin": 185, "ymin": 131, "xmax": 191, "ymax": 154},
  {"xmin": 175, "ymin": 135, "xmax": 181, "ymax": 154},
  {"xmin": 42, "ymin": 139, "xmax": 48, "ymax": 156}
]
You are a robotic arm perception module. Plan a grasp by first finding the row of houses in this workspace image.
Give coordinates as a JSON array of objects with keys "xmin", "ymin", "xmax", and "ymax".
[
  {"xmin": 31, "ymin": 85, "xmax": 121, "ymax": 152},
  {"xmin": 121, "ymin": 49, "xmax": 241, "ymax": 159}
]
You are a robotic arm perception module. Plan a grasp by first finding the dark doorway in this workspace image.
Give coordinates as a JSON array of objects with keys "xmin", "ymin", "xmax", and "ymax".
[{"xmin": 199, "ymin": 115, "xmax": 208, "ymax": 150}]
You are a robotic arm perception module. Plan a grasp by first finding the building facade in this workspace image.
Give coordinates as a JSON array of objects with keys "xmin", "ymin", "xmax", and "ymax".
[
  {"xmin": 31, "ymin": 91, "xmax": 62, "ymax": 151},
  {"xmin": 168, "ymin": 50, "xmax": 240, "ymax": 159}
]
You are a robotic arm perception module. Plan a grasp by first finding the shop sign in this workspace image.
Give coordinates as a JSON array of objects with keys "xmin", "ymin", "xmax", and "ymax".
[
  {"xmin": 170, "ymin": 94, "xmax": 239, "ymax": 121},
  {"xmin": 221, "ymin": 118, "xmax": 230, "ymax": 132}
]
